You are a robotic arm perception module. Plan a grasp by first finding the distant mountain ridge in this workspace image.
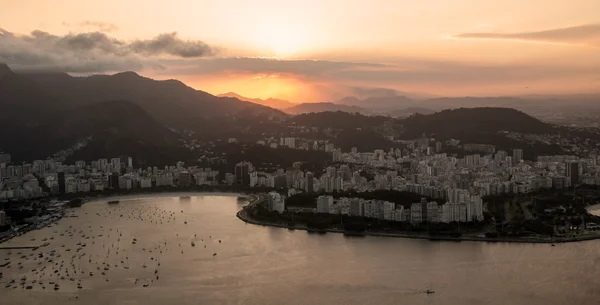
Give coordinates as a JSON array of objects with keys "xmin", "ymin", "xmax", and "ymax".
[
  {"xmin": 285, "ymin": 102, "xmax": 369, "ymax": 115},
  {"xmin": 218, "ymin": 92, "xmax": 295, "ymax": 109}
]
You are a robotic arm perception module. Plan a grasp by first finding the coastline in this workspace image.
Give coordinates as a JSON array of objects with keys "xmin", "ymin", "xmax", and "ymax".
[
  {"xmin": 237, "ymin": 198, "xmax": 600, "ymax": 244},
  {"xmin": 80, "ymin": 191, "xmax": 247, "ymax": 204},
  {"xmin": 4, "ymin": 191, "xmax": 600, "ymax": 245},
  {"xmin": 1, "ymin": 190, "xmax": 249, "ymax": 245}
]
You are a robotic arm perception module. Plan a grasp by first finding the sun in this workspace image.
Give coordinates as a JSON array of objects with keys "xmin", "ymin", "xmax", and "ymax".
[{"xmin": 255, "ymin": 22, "xmax": 308, "ymax": 57}]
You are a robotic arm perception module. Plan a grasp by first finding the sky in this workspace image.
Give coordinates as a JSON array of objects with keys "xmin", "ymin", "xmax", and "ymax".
[{"xmin": 1, "ymin": 0, "xmax": 599, "ymax": 102}]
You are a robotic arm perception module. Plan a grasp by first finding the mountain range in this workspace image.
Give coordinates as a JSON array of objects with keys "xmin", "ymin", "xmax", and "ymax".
[
  {"xmin": 0, "ymin": 64, "xmax": 284, "ymax": 129},
  {"xmin": 218, "ymin": 92, "xmax": 295, "ymax": 109},
  {"xmin": 219, "ymin": 92, "xmax": 437, "ymax": 117},
  {"xmin": 0, "ymin": 64, "xmax": 284, "ymax": 163},
  {"xmin": 0, "ymin": 63, "xmax": 592, "ymax": 164}
]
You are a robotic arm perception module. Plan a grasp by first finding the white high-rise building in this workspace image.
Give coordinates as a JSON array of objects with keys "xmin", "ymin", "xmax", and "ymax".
[
  {"xmin": 267, "ymin": 192, "xmax": 286, "ymax": 213},
  {"xmin": 383, "ymin": 201, "xmax": 396, "ymax": 221},
  {"xmin": 410, "ymin": 202, "xmax": 422, "ymax": 224}
]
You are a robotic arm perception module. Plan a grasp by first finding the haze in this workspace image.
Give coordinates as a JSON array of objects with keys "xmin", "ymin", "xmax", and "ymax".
[{"xmin": 1, "ymin": 0, "xmax": 599, "ymax": 102}]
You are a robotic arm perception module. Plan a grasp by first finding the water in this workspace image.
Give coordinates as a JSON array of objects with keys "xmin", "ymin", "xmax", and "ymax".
[{"xmin": 1, "ymin": 194, "xmax": 600, "ymax": 305}]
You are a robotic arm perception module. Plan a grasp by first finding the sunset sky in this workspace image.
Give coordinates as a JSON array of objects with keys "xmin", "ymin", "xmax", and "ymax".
[{"xmin": 1, "ymin": 0, "xmax": 599, "ymax": 102}]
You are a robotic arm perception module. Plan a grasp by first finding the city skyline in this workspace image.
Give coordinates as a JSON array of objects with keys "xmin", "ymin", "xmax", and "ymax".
[{"xmin": 1, "ymin": 0, "xmax": 599, "ymax": 102}]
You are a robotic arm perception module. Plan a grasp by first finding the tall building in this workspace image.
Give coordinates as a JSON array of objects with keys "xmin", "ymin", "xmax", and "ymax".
[
  {"xmin": 111, "ymin": 158, "xmax": 121, "ymax": 171},
  {"xmin": 267, "ymin": 191, "xmax": 286, "ymax": 213},
  {"xmin": 512, "ymin": 149, "xmax": 523, "ymax": 163},
  {"xmin": 109, "ymin": 172, "xmax": 120, "ymax": 189},
  {"xmin": 420, "ymin": 197, "xmax": 428, "ymax": 223},
  {"xmin": 349, "ymin": 198, "xmax": 363, "ymax": 217},
  {"xmin": 235, "ymin": 162, "xmax": 250, "ymax": 186},
  {"xmin": 0, "ymin": 210, "xmax": 6, "ymax": 227},
  {"xmin": 304, "ymin": 172, "xmax": 314, "ymax": 193},
  {"xmin": 127, "ymin": 157, "xmax": 133, "ymax": 168},
  {"xmin": 566, "ymin": 161, "xmax": 580, "ymax": 185},
  {"xmin": 57, "ymin": 172, "xmax": 66, "ymax": 194},
  {"xmin": 317, "ymin": 196, "xmax": 333, "ymax": 214}
]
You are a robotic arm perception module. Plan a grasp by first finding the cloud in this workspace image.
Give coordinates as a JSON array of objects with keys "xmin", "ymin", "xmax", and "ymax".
[
  {"xmin": 161, "ymin": 56, "xmax": 600, "ymax": 85},
  {"xmin": 454, "ymin": 24, "xmax": 600, "ymax": 46},
  {"xmin": 161, "ymin": 57, "xmax": 388, "ymax": 77},
  {"xmin": 0, "ymin": 28, "xmax": 216, "ymax": 72},
  {"xmin": 63, "ymin": 21, "xmax": 119, "ymax": 32},
  {"xmin": 130, "ymin": 32, "xmax": 214, "ymax": 58}
]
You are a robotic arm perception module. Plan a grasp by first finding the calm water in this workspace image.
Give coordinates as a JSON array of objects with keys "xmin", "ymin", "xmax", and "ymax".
[{"xmin": 2, "ymin": 194, "xmax": 600, "ymax": 305}]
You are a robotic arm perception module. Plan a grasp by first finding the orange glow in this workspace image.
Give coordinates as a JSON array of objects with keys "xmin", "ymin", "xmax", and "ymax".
[{"xmin": 178, "ymin": 73, "xmax": 322, "ymax": 102}]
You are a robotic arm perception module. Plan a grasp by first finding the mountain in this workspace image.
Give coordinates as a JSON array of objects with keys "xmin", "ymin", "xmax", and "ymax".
[
  {"xmin": 336, "ymin": 95, "xmax": 415, "ymax": 109},
  {"xmin": 284, "ymin": 102, "xmax": 369, "ymax": 115},
  {"xmin": 218, "ymin": 92, "xmax": 295, "ymax": 109},
  {"xmin": 3, "ymin": 100, "xmax": 191, "ymax": 165},
  {"xmin": 290, "ymin": 111, "xmax": 389, "ymax": 130},
  {"xmin": 0, "ymin": 63, "xmax": 11, "ymax": 78},
  {"xmin": 398, "ymin": 107, "xmax": 566, "ymax": 158},
  {"xmin": 16, "ymin": 69, "xmax": 285, "ymax": 128},
  {"xmin": 0, "ymin": 65, "xmax": 67, "ymax": 128},
  {"xmin": 399, "ymin": 107, "xmax": 553, "ymax": 139}
]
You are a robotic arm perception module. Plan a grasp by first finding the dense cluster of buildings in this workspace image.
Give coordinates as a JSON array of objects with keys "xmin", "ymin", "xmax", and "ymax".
[
  {"xmin": 314, "ymin": 195, "xmax": 484, "ymax": 224},
  {"xmin": 2, "ymin": 134, "xmax": 600, "ymax": 227},
  {"xmin": 0, "ymin": 157, "xmax": 219, "ymax": 200}
]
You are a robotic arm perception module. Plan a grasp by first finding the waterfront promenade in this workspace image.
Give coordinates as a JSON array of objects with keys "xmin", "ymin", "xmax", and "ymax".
[{"xmin": 237, "ymin": 196, "xmax": 600, "ymax": 244}]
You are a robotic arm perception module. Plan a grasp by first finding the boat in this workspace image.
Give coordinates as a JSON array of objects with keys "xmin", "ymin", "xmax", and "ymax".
[
  {"xmin": 180, "ymin": 196, "xmax": 191, "ymax": 200},
  {"xmin": 191, "ymin": 241, "xmax": 195, "ymax": 247},
  {"xmin": 107, "ymin": 200, "xmax": 120, "ymax": 204},
  {"xmin": 425, "ymin": 280, "xmax": 435, "ymax": 294}
]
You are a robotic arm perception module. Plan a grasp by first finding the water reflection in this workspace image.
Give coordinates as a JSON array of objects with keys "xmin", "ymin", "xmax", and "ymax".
[{"xmin": 0, "ymin": 195, "xmax": 598, "ymax": 305}]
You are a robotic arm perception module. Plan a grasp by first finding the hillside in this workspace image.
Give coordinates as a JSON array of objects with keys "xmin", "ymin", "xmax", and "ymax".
[
  {"xmin": 3, "ymin": 100, "xmax": 191, "ymax": 165},
  {"xmin": 285, "ymin": 102, "xmax": 369, "ymax": 115},
  {"xmin": 0, "ymin": 65, "xmax": 67, "ymax": 128},
  {"xmin": 389, "ymin": 107, "xmax": 436, "ymax": 117},
  {"xmin": 399, "ymin": 107, "xmax": 554, "ymax": 139},
  {"xmin": 218, "ymin": 92, "xmax": 295, "ymax": 109},
  {"xmin": 17, "ymin": 69, "xmax": 285, "ymax": 128},
  {"xmin": 290, "ymin": 111, "xmax": 389, "ymax": 130}
]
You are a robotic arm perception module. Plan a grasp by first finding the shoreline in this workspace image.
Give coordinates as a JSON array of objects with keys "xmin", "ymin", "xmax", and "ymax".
[
  {"xmin": 4, "ymin": 191, "xmax": 600, "ymax": 245},
  {"xmin": 0, "ymin": 190, "xmax": 249, "ymax": 245},
  {"xmin": 237, "ymin": 199, "xmax": 600, "ymax": 244},
  {"xmin": 80, "ymin": 191, "xmax": 247, "ymax": 204}
]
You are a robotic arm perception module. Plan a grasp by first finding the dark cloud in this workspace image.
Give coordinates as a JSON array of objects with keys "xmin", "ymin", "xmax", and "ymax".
[
  {"xmin": 454, "ymin": 24, "xmax": 600, "ymax": 45},
  {"xmin": 130, "ymin": 32, "xmax": 214, "ymax": 58},
  {"xmin": 0, "ymin": 28, "xmax": 215, "ymax": 72},
  {"xmin": 63, "ymin": 21, "xmax": 119, "ymax": 32}
]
